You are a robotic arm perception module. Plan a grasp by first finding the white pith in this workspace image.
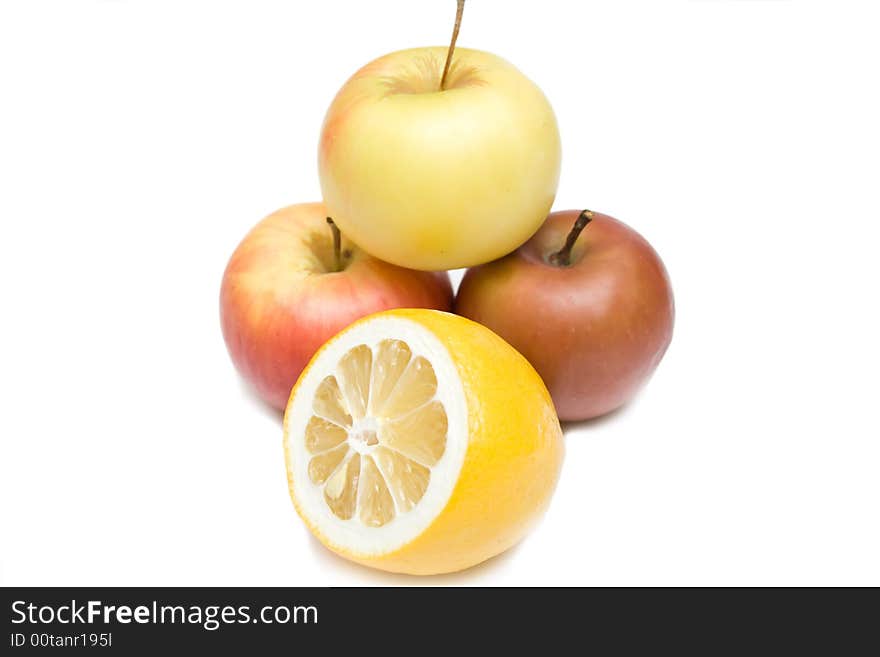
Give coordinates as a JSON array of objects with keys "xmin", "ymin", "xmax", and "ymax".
[{"xmin": 285, "ymin": 315, "xmax": 468, "ymax": 556}]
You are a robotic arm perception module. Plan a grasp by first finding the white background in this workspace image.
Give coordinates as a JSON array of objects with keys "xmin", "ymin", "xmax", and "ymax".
[{"xmin": 1, "ymin": 0, "xmax": 878, "ymax": 586}]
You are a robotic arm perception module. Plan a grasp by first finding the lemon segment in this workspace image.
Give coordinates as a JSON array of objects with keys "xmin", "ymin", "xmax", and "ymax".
[
  {"xmin": 368, "ymin": 339, "xmax": 412, "ymax": 415},
  {"xmin": 323, "ymin": 453, "xmax": 360, "ymax": 520},
  {"xmin": 336, "ymin": 345, "xmax": 372, "ymax": 420},
  {"xmin": 379, "ymin": 401, "xmax": 447, "ymax": 466},
  {"xmin": 373, "ymin": 446, "xmax": 430, "ymax": 513},
  {"xmin": 312, "ymin": 376, "xmax": 352, "ymax": 428},
  {"xmin": 377, "ymin": 356, "xmax": 438, "ymax": 419},
  {"xmin": 307, "ymin": 444, "xmax": 349, "ymax": 485},
  {"xmin": 304, "ymin": 416, "xmax": 347, "ymax": 454},
  {"xmin": 359, "ymin": 456, "xmax": 396, "ymax": 527}
]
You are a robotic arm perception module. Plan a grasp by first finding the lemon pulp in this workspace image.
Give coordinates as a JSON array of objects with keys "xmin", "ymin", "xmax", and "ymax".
[{"xmin": 303, "ymin": 339, "xmax": 448, "ymax": 528}]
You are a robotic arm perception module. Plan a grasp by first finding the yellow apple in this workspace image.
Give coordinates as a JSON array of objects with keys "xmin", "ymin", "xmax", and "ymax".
[{"xmin": 318, "ymin": 46, "xmax": 561, "ymax": 271}]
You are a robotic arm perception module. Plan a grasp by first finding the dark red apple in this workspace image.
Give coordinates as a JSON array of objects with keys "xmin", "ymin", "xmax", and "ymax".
[
  {"xmin": 455, "ymin": 210, "xmax": 674, "ymax": 421},
  {"xmin": 221, "ymin": 202, "xmax": 453, "ymax": 411}
]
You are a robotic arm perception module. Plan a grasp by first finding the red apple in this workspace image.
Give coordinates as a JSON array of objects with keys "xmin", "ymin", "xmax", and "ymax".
[
  {"xmin": 220, "ymin": 202, "xmax": 453, "ymax": 410},
  {"xmin": 455, "ymin": 210, "xmax": 674, "ymax": 421}
]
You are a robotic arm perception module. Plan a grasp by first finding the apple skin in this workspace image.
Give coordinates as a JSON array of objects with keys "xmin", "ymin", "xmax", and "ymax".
[
  {"xmin": 220, "ymin": 202, "xmax": 453, "ymax": 410},
  {"xmin": 455, "ymin": 211, "xmax": 674, "ymax": 421},
  {"xmin": 318, "ymin": 47, "xmax": 561, "ymax": 271}
]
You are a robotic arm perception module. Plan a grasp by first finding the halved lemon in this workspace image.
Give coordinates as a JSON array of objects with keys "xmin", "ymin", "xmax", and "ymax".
[{"xmin": 283, "ymin": 309, "xmax": 564, "ymax": 575}]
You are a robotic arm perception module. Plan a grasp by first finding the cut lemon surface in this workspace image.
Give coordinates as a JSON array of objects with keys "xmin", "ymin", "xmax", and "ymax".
[{"xmin": 283, "ymin": 309, "xmax": 564, "ymax": 575}]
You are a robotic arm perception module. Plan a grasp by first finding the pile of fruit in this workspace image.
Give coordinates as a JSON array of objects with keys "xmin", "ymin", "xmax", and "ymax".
[{"xmin": 220, "ymin": 1, "xmax": 673, "ymax": 575}]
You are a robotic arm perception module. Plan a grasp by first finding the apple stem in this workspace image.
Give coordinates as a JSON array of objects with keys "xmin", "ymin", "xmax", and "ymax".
[
  {"xmin": 326, "ymin": 217, "xmax": 342, "ymax": 273},
  {"xmin": 548, "ymin": 210, "xmax": 594, "ymax": 267},
  {"xmin": 440, "ymin": 0, "xmax": 466, "ymax": 91}
]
